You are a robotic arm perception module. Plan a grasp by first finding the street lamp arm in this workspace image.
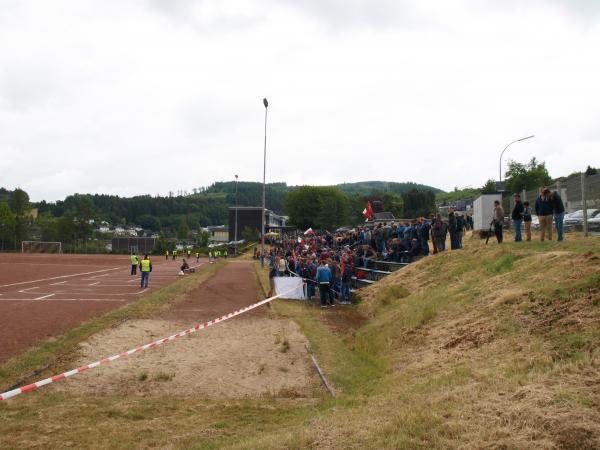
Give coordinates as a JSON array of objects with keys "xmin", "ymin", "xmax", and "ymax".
[{"xmin": 499, "ymin": 135, "xmax": 535, "ymax": 184}]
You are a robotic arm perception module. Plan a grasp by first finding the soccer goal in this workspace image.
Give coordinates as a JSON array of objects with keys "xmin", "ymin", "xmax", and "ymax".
[{"xmin": 21, "ymin": 241, "xmax": 63, "ymax": 253}]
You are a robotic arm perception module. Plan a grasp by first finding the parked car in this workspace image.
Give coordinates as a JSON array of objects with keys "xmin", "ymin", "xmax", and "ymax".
[
  {"xmin": 564, "ymin": 209, "xmax": 600, "ymax": 226},
  {"xmin": 586, "ymin": 215, "xmax": 600, "ymax": 231}
]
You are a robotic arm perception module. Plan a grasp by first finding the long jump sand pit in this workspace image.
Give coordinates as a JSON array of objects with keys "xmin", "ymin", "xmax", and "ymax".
[
  {"xmin": 52, "ymin": 262, "xmax": 318, "ymax": 398},
  {"xmin": 54, "ymin": 317, "xmax": 314, "ymax": 398}
]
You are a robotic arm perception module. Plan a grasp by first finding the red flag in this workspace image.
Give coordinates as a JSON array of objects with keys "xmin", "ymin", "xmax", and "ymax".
[{"xmin": 362, "ymin": 201, "xmax": 373, "ymax": 220}]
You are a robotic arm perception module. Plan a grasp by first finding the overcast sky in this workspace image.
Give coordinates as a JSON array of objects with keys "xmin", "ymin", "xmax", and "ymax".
[{"xmin": 1, "ymin": 0, "xmax": 599, "ymax": 202}]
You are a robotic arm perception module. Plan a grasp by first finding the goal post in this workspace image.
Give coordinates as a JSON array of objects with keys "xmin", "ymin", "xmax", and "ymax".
[{"xmin": 21, "ymin": 241, "xmax": 63, "ymax": 254}]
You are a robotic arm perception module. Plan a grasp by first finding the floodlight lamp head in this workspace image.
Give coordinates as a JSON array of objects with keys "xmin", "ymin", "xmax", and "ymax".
[{"xmin": 263, "ymin": 98, "xmax": 268, "ymax": 108}]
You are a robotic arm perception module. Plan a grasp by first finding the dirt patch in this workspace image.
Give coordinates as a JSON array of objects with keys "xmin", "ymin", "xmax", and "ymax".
[
  {"xmin": 51, "ymin": 262, "xmax": 319, "ymax": 398},
  {"xmin": 53, "ymin": 317, "xmax": 315, "ymax": 398}
]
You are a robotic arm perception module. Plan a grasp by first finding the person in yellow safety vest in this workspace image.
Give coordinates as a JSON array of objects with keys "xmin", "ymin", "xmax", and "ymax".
[
  {"xmin": 208, "ymin": 251, "xmax": 213, "ymax": 263},
  {"xmin": 187, "ymin": 249, "xmax": 191, "ymax": 258},
  {"xmin": 172, "ymin": 249, "xmax": 177, "ymax": 260},
  {"xmin": 139, "ymin": 254, "xmax": 152, "ymax": 288},
  {"xmin": 195, "ymin": 251, "xmax": 200, "ymax": 262},
  {"xmin": 130, "ymin": 253, "xmax": 139, "ymax": 275},
  {"xmin": 165, "ymin": 250, "xmax": 169, "ymax": 260}
]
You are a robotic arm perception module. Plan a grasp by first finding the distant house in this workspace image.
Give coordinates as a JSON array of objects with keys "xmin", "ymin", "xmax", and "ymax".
[
  {"xmin": 207, "ymin": 225, "xmax": 229, "ymax": 244},
  {"xmin": 228, "ymin": 207, "xmax": 290, "ymax": 242}
]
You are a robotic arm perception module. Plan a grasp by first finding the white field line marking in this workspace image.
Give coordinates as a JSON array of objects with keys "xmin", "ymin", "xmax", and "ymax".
[
  {"xmin": 18, "ymin": 287, "xmax": 39, "ymax": 293},
  {"xmin": 0, "ymin": 287, "xmax": 296, "ymax": 401},
  {"xmin": 49, "ymin": 281, "xmax": 68, "ymax": 286},
  {"xmin": 88, "ymin": 273, "xmax": 112, "ymax": 279},
  {"xmin": 0, "ymin": 298, "xmax": 128, "ymax": 302},
  {"xmin": 34, "ymin": 294, "xmax": 55, "ymax": 300},
  {"xmin": 0, "ymin": 267, "xmax": 121, "ymax": 289}
]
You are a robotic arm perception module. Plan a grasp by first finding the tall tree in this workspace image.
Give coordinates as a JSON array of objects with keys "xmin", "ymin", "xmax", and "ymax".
[
  {"xmin": 9, "ymin": 188, "xmax": 30, "ymax": 246},
  {"xmin": 0, "ymin": 202, "xmax": 16, "ymax": 251},
  {"xmin": 504, "ymin": 157, "xmax": 552, "ymax": 193},
  {"xmin": 481, "ymin": 179, "xmax": 497, "ymax": 194},
  {"xmin": 177, "ymin": 216, "xmax": 190, "ymax": 239},
  {"xmin": 401, "ymin": 189, "xmax": 436, "ymax": 218},
  {"xmin": 284, "ymin": 186, "xmax": 350, "ymax": 230}
]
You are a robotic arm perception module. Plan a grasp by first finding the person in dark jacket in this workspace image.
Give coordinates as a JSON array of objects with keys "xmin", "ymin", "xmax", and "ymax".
[
  {"xmin": 456, "ymin": 214, "xmax": 465, "ymax": 248},
  {"xmin": 551, "ymin": 190, "xmax": 565, "ymax": 241},
  {"xmin": 523, "ymin": 201, "xmax": 533, "ymax": 241},
  {"xmin": 511, "ymin": 194, "xmax": 525, "ymax": 242},
  {"xmin": 432, "ymin": 214, "xmax": 447, "ymax": 252},
  {"xmin": 448, "ymin": 209, "xmax": 458, "ymax": 250},
  {"xmin": 493, "ymin": 200, "xmax": 504, "ymax": 243},
  {"xmin": 535, "ymin": 187, "xmax": 554, "ymax": 241},
  {"xmin": 419, "ymin": 217, "xmax": 430, "ymax": 255}
]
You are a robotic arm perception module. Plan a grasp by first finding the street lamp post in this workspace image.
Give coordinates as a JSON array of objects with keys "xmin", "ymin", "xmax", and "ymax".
[
  {"xmin": 499, "ymin": 135, "xmax": 535, "ymax": 186},
  {"xmin": 261, "ymin": 98, "xmax": 268, "ymax": 267},
  {"xmin": 234, "ymin": 174, "xmax": 238, "ymax": 256}
]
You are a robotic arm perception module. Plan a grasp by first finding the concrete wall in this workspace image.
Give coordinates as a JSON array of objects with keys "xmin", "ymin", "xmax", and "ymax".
[{"xmin": 473, "ymin": 194, "xmax": 502, "ymax": 230}]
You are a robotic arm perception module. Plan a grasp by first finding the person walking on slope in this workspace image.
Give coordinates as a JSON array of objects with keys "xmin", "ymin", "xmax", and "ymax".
[
  {"xmin": 130, "ymin": 253, "xmax": 139, "ymax": 275},
  {"xmin": 511, "ymin": 194, "xmax": 524, "ymax": 242},
  {"xmin": 139, "ymin": 254, "xmax": 152, "ymax": 288},
  {"xmin": 165, "ymin": 250, "xmax": 169, "ymax": 260},
  {"xmin": 493, "ymin": 200, "xmax": 504, "ymax": 243}
]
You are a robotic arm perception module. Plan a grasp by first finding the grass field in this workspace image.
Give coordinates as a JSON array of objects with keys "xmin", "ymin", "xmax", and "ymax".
[{"xmin": 1, "ymin": 234, "xmax": 599, "ymax": 449}]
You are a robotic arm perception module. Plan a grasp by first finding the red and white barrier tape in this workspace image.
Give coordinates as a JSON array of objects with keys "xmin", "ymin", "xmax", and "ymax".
[{"xmin": 0, "ymin": 288, "xmax": 294, "ymax": 401}]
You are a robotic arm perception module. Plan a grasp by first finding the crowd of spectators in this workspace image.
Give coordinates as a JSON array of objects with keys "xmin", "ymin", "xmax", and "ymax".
[
  {"xmin": 257, "ymin": 212, "xmax": 473, "ymax": 307},
  {"xmin": 255, "ymin": 186, "xmax": 567, "ymax": 307}
]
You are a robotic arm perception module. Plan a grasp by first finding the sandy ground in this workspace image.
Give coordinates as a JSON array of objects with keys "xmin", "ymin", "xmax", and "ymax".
[{"xmin": 51, "ymin": 262, "xmax": 318, "ymax": 398}]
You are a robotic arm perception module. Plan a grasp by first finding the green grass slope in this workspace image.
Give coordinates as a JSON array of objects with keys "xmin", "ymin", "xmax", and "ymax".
[{"xmin": 1, "ymin": 237, "xmax": 598, "ymax": 449}]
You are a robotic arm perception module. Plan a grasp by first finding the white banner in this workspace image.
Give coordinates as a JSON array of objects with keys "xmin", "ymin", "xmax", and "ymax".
[{"xmin": 273, "ymin": 277, "xmax": 305, "ymax": 299}]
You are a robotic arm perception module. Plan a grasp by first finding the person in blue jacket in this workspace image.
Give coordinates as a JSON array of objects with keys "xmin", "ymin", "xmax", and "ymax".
[{"xmin": 316, "ymin": 260, "xmax": 333, "ymax": 308}]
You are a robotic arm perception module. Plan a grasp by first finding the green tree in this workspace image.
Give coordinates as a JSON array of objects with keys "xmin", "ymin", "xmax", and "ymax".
[
  {"xmin": 401, "ymin": 189, "xmax": 436, "ymax": 218},
  {"xmin": 504, "ymin": 157, "xmax": 552, "ymax": 194},
  {"xmin": 9, "ymin": 188, "xmax": 30, "ymax": 245},
  {"xmin": 481, "ymin": 179, "xmax": 497, "ymax": 194},
  {"xmin": 0, "ymin": 202, "xmax": 16, "ymax": 251},
  {"xmin": 72, "ymin": 194, "xmax": 95, "ymax": 240},
  {"xmin": 241, "ymin": 226, "xmax": 259, "ymax": 242},
  {"xmin": 177, "ymin": 216, "xmax": 189, "ymax": 239},
  {"xmin": 197, "ymin": 230, "xmax": 209, "ymax": 247},
  {"xmin": 381, "ymin": 192, "xmax": 404, "ymax": 218},
  {"xmin": 137, "ymin": 214, "xmax": 162, "ymax": 231},
  {"xmin": 284, "ymin": 186, "xmax": 350, "ymax": 230}
]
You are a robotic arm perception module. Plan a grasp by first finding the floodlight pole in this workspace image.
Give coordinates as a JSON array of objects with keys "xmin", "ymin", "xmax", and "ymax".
[
  {"xmin": 261, "ymin": 98, "xmax": 268, "ymax": 267},
  {"xmin": 499, "ymin": 135, "xmax": 535, "ymax": 185},
  {"xmin": 234, "ymin": 174, "xmax": 239, "ymax": 256}
]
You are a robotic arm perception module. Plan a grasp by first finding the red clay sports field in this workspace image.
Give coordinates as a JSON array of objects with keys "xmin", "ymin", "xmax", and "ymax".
[{"xmin": 0, "ymin": 253, "xmax": 204, "ymax": 363}]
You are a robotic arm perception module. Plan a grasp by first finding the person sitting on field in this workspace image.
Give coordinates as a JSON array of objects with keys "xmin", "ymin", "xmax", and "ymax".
[{"xmin": 180, "ymin": 259, "xmax": 190, "ymax": 273}]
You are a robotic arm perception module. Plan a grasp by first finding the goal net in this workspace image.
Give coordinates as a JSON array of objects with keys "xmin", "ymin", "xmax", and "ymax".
[{"xmin": 21, "ymin": 241, "xmax": 63, "ymax": 253}]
